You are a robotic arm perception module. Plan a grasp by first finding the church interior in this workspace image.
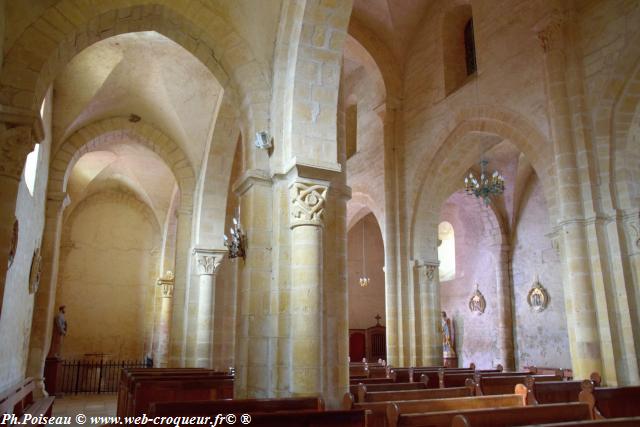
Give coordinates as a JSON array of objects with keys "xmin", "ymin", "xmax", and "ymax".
[{"xmin": 1, "ymin": 0, "xmax": 640, "ymax": 425}]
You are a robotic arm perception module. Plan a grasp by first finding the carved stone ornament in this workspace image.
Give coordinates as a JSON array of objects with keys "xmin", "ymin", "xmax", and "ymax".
[
  {"xmin": 426, "ymin": 264, "xmax": 437, "ymax": 282},
  {"xmin": 193, "ymin": 249, "xmax": 224, "ymax": 276},
  {"xmin": 468, "ymin": 284, "xmax": 486, "ymax": 315},
  {"xmin": 28, "ymin": 246, "xmax": 42, "ymax": 294},
  {"xmin": 536, "ymin": 10, "xmax": 567, "ymax": 53},
  {"xmin": 290, "ymin": 181, "xmax": 328, "ymax": 227},
  {"xmin": 527, "ymin": 276, "xmax": 550, "ymax": 312},
  {"xmin": 157, "ymin": 271, "xmax": 175, "ymax": 298},
  {"xmin": 0, "ymin": 126, "xmax": 34, "ymax": 179},
  {"xmin": 8, "ymin": 218, "xmax": 18, "ymax": 269}
]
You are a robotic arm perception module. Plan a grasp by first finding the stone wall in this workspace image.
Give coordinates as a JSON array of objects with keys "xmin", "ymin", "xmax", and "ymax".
[
  {"xmin": 0, "ymin": 89, "xmax": 52, "ymax": 390},
  {"xmin": 512, "ymin": 175, "xmax": 571, "ymax": 370},
  {"xmin": 439, "ymin": 192, "xmax": 498, "ymax": 369},
  {"xmin": 348, "ymin": 213, "xmax": 385, "ymax": 330},
  {"xmin": 55, "ymin": 192, "xmax": 160, "ymax": 360}
]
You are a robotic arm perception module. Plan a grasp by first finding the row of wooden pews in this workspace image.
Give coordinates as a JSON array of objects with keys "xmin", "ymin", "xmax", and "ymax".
[
  {"xmin": 345, "ymin": 363, "xmax": 640, "ymax": 427},
  {"xmin": 117, "ymin": 368, "xmax": 367, "ymax": 426}
]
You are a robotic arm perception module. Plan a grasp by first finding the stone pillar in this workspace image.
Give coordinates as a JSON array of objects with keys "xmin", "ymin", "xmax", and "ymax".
[
  {"xmin": 289, "ymin": 179, "xmax": 328, "ymax": 395},
  {"xmin": 193, "ymin": 248, "xmax": 225, "ymax": 368},
  {"xmin": 495, "ymin": 244, "xmax": 515, "ymax": 370},
  {"xmin": 0, "ymin": 126, "xmax": 35, "ymax": 316},
  {"xmin": 26, "ymin": 191, "xmax": 67, "ymax": 396},
  {"xmin": 153, "ymin": 273, "xmax": 174, "ymax": 367},
  {"xmin": 169, "ymin": 206, "xmax": 194, "ymax": 367},
  {"xmin": 416, "ymin": 261, "xmax": 442, "ymax": 366},
  {"xmin": 537, "ymin": 15, "xmax": 603, "ymax": 379}
]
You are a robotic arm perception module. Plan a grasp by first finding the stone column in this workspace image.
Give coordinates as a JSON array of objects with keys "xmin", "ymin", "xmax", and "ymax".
[
  {"xmin": 193, "ymin": 248, "xmax": 225, "ymax": 368},
  {"xmin": 494, "ymin": 244, "xmax": 515, "ymax": 370},
  {"xmin": 416, "ymin": 261, "xmax": 442, "ymax": 366},
  {"xmin": 26, "ymin": 191, "xmax": 67, "ymax": 396},
  {"xmin": 0, "ymin": 126, "xmax": 35, "ymax": 316},
  {"xmin": 537, "ymin": 15, "xmax": 603, "ymax": 379},
  {"xmin": 169, "ymin": 206, "xmax": 194, "ymax": 367},
  {"xmin": 289, "ymin": 179, "xmax": 328, "ymax": 395},
  {"xmin": 153, "ymin": 273, "xmax": 175, "ymax": 367}
]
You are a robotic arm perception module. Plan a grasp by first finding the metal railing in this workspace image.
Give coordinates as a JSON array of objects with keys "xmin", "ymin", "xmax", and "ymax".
[{"xmin": 60, "ymin": 359, "xmax": 148, "ymax": 394}]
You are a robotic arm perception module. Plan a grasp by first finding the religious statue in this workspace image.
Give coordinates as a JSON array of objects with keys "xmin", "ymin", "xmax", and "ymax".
[
  {"xmin": 47, "ymin": 305, "xmax": 67, "ymax": 358},
  {"xmin": 441, "ymin": 311, "xmax": 456, "ymax": 357}
]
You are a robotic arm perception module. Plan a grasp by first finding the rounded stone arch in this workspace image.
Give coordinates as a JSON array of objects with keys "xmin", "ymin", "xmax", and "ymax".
[
  {"xmin": 61, "ymin": 189, "xmax": 163, "ymax": 246},
  {"xmin": 591, "ymin": 27, "xmax": 640, "ymax": 212},
  {"xmin": 409, "ymin": 105, "xmax": 554, "ymax": 260},
  {"xmin": 194, "ymin": 96, "xmax": 242, "ymax": 247},
  {"xmin": 49, "ymin": 117, "xmax": 195, "ymax": 209},
  {"xmin": 0, "ymin": 1, "xmax": 269, "ymax": 137}
]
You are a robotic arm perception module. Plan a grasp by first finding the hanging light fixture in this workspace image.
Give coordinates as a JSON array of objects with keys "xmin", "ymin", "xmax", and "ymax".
[
  {"xmin": 223, "ymin": 209, "xmax": 246, "ymax": 260},
  {"xmin": 464, "ymin": 159, "xmax": 505, "ymax": 205},
  {"xmin": 359, "ymin": 219, "xmax": 370, "ymax": 287}
]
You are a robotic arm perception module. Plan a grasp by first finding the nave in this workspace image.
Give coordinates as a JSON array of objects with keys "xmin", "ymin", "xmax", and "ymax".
[{"xmin": 1, "ymin": 0, "xmax": 640, "ymax": 425}]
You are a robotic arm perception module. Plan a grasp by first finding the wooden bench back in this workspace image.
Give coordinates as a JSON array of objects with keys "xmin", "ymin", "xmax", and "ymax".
[
  {"xmin": 386, "ymin": 394, "xmax": 525, "ymax": 427},
  {"xmin": 356, "ymin": 377, "xmax": 428, "ymax": 402},
  {"xmin": 0, "ymin": 378, "xmax": 35, "ymax": 416},
  {"xmin": 148, "ymin": 396, "xmax": 324, "ymax": 417},
  {"xmin": 516, "ymin": 417, "xmax": 640, "ymax": 427},
  {"xmin": 477, "ymin": 374, "xmax": 562, "ymax": 395},
  {"xmin": 128, "ymin": 376, "xmax": 234, "ymax": 416},
  {"xmin": 362, "ymin": 382, "xmax": 475, "ymax": 403},
  {"xmin": 349, "ymin": 377, "xmax": 396, "ymax": 385},
  {"xmin": 579, "ymin": 380, "xmax": 640, "ymax": 418},
  {"xmin": 397, "ymin": 402, "xmax": 592, "ymax": 427},
  {"xmin": 247, "ymin": 409, "xmax": 366, "ymax": 427},
  {"xmin": 532, "ymin": 381, "xmax": 583, "ymax": 404},
  {"xmin": 117, "ymin": 370, "xmax": 230, "ymax": 417}
]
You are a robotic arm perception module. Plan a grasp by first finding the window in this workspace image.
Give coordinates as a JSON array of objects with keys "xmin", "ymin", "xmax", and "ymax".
[
  {"xmin": 24, "ymin": 144, "xmax": 40, "ymax": 196},
  {"xmin": 464, "ymin": 18, "xmax": 477, "ymax": 76},
  {"xmin": 438, "ymin": 221, "xmax": 455, "ymax": 281},
  {"xmin": 346, "ymin": 104, "xmax": 358, "ymax": 159}
]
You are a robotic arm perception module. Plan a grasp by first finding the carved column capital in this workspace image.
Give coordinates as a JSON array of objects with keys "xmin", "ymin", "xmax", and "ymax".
[
  {"xmin": 535, "ymin": 10, "xmax": 568, "ymax": 53},
  {"xmin": 193, "ymin": 248, "xmax": 225, "ymax": 276},
  {"xmin": 0, "ymin": 126, "xmax": 35, "ymax": 180},
  {"xmin": 157, "ymin": 271, "xmax": 175, "ymax": 298},
  {"xmin": 416, "ymin": 260, "xmax": 439, "ymax": 283},
  {"xmin": 289, "ymin": 180, "xmax": 329, "ymax": 228}
]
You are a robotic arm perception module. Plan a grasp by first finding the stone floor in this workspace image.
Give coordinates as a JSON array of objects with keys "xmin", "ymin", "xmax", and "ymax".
[{"xmin": 51, "ymin": 393, "xmax": 117, "ymax": 426}]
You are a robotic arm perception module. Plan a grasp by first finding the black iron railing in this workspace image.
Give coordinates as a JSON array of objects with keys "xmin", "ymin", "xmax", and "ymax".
[{"xmin": 60, "ymin": 359, "xmax": 147, "ymax": 394}]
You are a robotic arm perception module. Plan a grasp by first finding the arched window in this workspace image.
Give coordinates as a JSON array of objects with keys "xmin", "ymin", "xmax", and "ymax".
[
  {"xmin": 464, "ymin": 18, "xmax": 477, "ymax": 76},
  {"xmin": 24, "ymin": 144, "xmax": 40, "ymax": 196},
  {"xmin": 346, "ymin": 104, "xmax": 358, "ymax": 159},
  {"xmin": 438, "ymin": 221, "xmax": 455, "ymax": 281},
  {"xmin": 442, "ymin": 5, "xmax": 475, "ymax": 95}
]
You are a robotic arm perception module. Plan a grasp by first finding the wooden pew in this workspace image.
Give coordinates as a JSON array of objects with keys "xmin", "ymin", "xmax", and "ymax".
[
  {"xmin": 245, "ymin": 409, "xmax": 366, "ymax": 426},
  {"xmin": 343, "ymin": 381, "xmax": 476, "ymax": 427},
  {"xmin": 148, "ymin": 396, "xmax": 324, "ymax": 417},
  {"xmin": 359, "ymin": 384, "xmax": 476, "ymax": 403},
  {"xmin": 386, "ymin": 393, "xmax": 526, "ymax": 427},
  {"xmin": 350, "ymin": 376, "xmax": 397, "ymax": 385},
  {"xmin": 122, "ymin": 373, "xmax": 234, "ymax": 416},
  {"xmin": 117, "ymin": 369, "xmax": 229, "ymax": 417},
  {"xmin": 0, "ymin": 377, "xmax": 55, "ymax": 425},
  {"xmin": 475, "ymin": 373, "xmax": 562, "ymax": 395},
  {"xmin": 401, "ymin": 402, "xmax": 592, "ymax": 427},
  {"xmin": 522, "ymin": 373, "xmax": 601, "ymax": 404},
  {"xmin": 519, "ymin": 418, "xmax": 640, "ymax": 427},
  {"xmin": 355, "ymin": 375, "xmax": 429, "ymax": 402},
  {"xmin": 579, "ymin": 380, "xmax": 640, "ymax": 418}
]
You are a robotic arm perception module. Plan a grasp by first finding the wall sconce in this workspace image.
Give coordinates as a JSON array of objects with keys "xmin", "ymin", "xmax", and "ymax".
[
  {"xmin": 224, "ymin": 215, "xmax": 246, "ymax": 260},
  {"xmin": 254, "ymin": 131, "xmax": 273, "ymax": 150}
]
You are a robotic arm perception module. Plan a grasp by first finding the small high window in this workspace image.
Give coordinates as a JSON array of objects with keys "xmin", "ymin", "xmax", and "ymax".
[
  {"xmin": 24, "ymin": 144, "xmax": 40, "ymax": 196},
  {"xmin": 438, "ymin": 221, "xmax": 455, "ymax": 281},
  {"xmin": 346, "ymin": 104, "xmax": 358, "ymax": 159},
  {"xmin": 464, "ymin": 18, "xmax": 477, "ymax": 76}
]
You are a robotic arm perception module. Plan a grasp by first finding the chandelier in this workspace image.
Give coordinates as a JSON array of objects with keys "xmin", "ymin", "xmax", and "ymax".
[
  {"xmin": 464, "ymin": 159, "xmax": 505, "ymax": 205},
  {"xmin": 223, "ymin": 214, "xmax": 246, "ymax": 260},
  {"xmin": 359, "ymin": 219, "xmax": 370, "ymax": 287}
]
